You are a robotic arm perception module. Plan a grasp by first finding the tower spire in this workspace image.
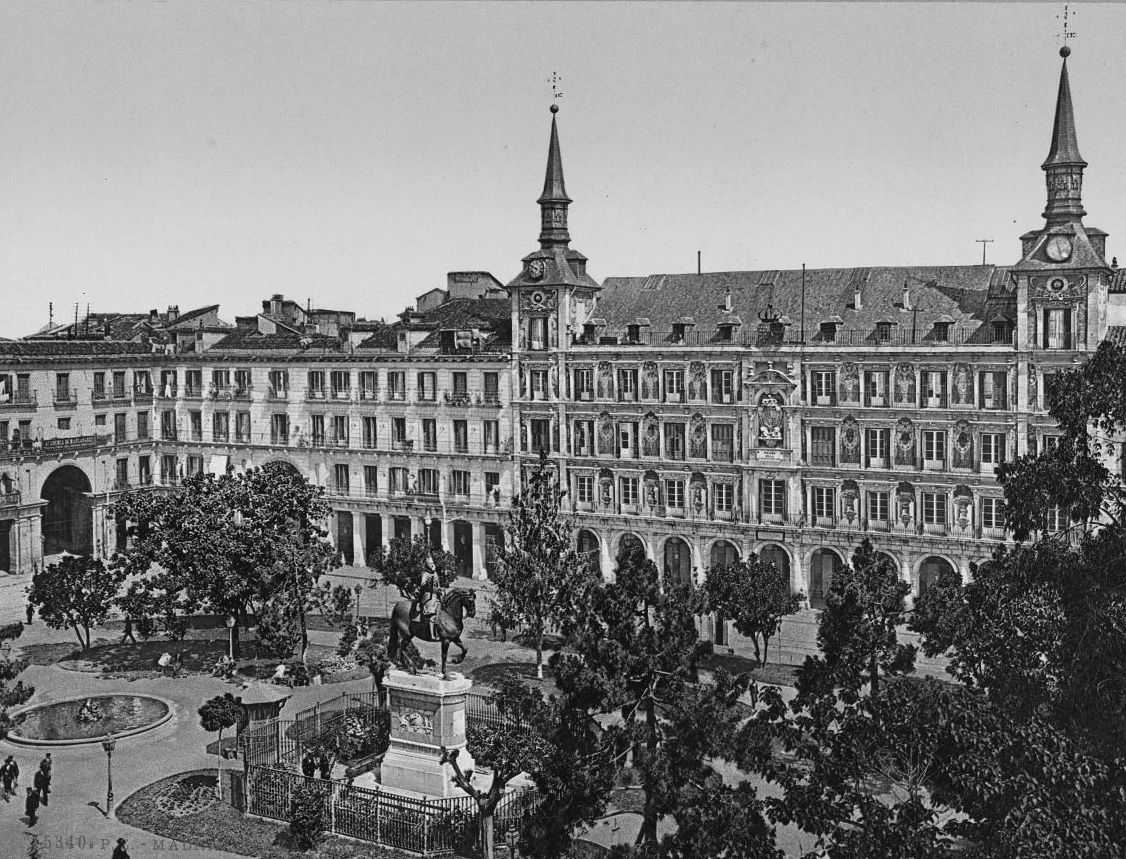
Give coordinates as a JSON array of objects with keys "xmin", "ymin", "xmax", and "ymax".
[
  {"xmin": 537, "ymin": 103, "xmax": 572, "ymax": 249},
  {"xmin": 1042, "ymin": 46, "xmax": 1087, "ymax": 224}
]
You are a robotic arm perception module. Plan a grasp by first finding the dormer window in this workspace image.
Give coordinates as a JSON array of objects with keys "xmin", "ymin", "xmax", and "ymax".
[
  {"xmin": 933, "ymin": 322, "xmax": 951, "ymax": 343},
  {"xmin": 715, "ymin": 317, "xmax": 741, "ymax": 343},
  {"xmin": 582, "ymin": 323, "xmax": 597, "ymax": 344},
  {"xmin": 819, "ymin": 322, "xmax": 837, "ymax": 343},
  {"xmin": 992, "ymin": 321, "xmax": 1011, "ymax": 344},
  {"xmin": 627, "ymin": 324, "xmax": 641, "ymax": 344},
  {"xmin": 876, "ymin": 322, "xmax": 892, "ymax": 342}
]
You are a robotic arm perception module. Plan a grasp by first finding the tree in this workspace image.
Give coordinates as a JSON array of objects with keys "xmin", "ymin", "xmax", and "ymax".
[
  {"xmin": 551, "ymin": 542, "xmax": 775, "ymax": 851},
  {"xmin": 198, "ymin": 693, "xmax": 246, "ymax": 800},
  {"xmin": 369, "ymin": 534, "xmax": 457, "ymax": 599},
  {"xmin": 288, "ymin": 782, "xmax": 329, "ymax": 849},
  {"xmin": 701, "ymin": 557, "xmax": 802, "ymax": 666},
  {"xmin": 0, "ymin": 622, "xmax": 33, "ymax": 741},
  {"xmin": 112, "ymin": 463, "xmax": 343, "ymax": 663},
  {"xmin": 493, "ymin": 451, "xmax": 601, "ymax": 679},
  {"xmin": 29, "ymin": 555, "xmax": 126, "ymax": 652},
  {"xmin": 441, "ymin": 679, "xmax": 554, "ymax": 859},
  {"xmin": 797, "ymin": 539, "xmax": 915, "ymax": 700},
  {"xmin": 355, "ymin": 635, "xmax": 391, "ymax": 705}
]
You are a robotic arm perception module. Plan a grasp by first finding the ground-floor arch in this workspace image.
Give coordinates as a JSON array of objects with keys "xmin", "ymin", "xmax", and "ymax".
[
  {"xmin": 577, "ymin": 528, "xmax": 601, "ymax": 575},
  {"xmin": 918, "ymin": 555, "xmax": 956, "ymax": 599},
  {"xmin": 757, "ymin": 543, "xmax": 793, "ymax": 591},
  {"xmin": 663, "ymin": 536, "xmax": 692, "ymax": 587},
  {"xmin": 452, "ymin": 520, "xmax": 474, "ymax": 579},
  {"xmin": 41, "ymin": 465, "xmax": 93, "ymax": 555},
  {"xmin": 709, "ymin": 539, "xmax": 740, "ymax": 570},
  {"xmin": 808, "ymin": 547, "xmax": 846, "ymax": 608},
  {"xmin": 617, "ymin": 532, "xmax": 645, "ymax": 566}
]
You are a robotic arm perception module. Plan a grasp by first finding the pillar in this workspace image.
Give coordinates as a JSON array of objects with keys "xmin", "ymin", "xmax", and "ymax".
[
  {"xmin": 353, "ymin": 524, "xmax": 365, "ymax": 569},
  {"xmin": 791, "ymin": 548, "xmax": 808, "ymax": 608},
  {"xmin": 472, "ymin": 523, "xmax": 486, "ymax": 581}
]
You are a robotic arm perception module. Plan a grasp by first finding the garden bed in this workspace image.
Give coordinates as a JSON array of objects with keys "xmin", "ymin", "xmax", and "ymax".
[{"xmin": 116, "ymin": 769, "xmax": 422, "ymax": 859}]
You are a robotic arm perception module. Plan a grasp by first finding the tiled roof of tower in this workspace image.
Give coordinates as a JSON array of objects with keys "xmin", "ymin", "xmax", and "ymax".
[{"xmin": 594, "ymin": 265, "xmax": 1012, "ymax": 345}]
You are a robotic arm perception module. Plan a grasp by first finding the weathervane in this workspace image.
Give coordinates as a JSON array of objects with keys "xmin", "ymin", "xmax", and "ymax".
[
  {"xmin": 1058, "ymin": 3, "xmax": 1077, "ymax": 48},
  {"xmin": 548, "ymin": 72, "xmax": 564, "ymax": 112}
]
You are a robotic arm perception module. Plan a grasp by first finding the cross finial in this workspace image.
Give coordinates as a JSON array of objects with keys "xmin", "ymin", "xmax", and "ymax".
[
  {"xmin": 548, "ymin": 72, "xmax": 564, "ymax": 113},
  {"xmin": 1058, "ymin": 3, "xmax": 1077, "ymax": 51}
]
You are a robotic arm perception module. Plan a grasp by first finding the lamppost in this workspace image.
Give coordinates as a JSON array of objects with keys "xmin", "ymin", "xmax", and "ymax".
[
  {"xmin": 226, "ymin": 613, "xmax": 237, "ymax": 660},
  {"xmin": 503, "ymin": 826, "xmax": 519, "ymax": 858},
  {"xmin": 101, "ymin": 734, "xmax": 116, "ymax": 816},
  {"xmin": 353, "ymin": 583, "xmax": 363, "ymax": 622}
]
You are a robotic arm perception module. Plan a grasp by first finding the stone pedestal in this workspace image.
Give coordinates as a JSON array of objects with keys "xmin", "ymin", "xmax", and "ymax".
[{"xmin": 380, "ymin": 669, "xmax": 475, "ymax": 798}]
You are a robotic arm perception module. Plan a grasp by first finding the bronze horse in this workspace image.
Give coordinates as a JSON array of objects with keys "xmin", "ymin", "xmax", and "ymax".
[{"xmin": 388, "ymin": 588, "xmax": 477, "ymax": 679}]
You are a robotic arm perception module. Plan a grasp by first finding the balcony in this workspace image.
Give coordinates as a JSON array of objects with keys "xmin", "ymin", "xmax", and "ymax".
[
  {"xmin": 267, "ymin": 387, "xmax": 289, "ymax": 402},
  {"xmin": 232, "ymin": 386, "xmax": 253, "ymax": 401},
  {"xmin": 160, "ymin": 428, "xmax": 179, "ymax": 441},
  {"xmin": 416, "ymin": 396, "xmax": 439, "ymax": 407},
  {"xmin": 327, "ymin": 483, "xmax": 352, "ymax": 496},
  {"xmin": 53, "ymin": 391, "xmax": 78, "ymax": 409},
  {"xmin": 138, "ymin": 474, "xmax": 153, "ymax": 487},
  {"xmin": 0, "ymin": 391, "xmax": 37, "ymax": 410},
  {"xmin": 133, "ymin": 388, "xmax": 154, "ymax": 405},
  {"xmin": 359, "ymin": 389, "xmax": 379, "ymax": 402},
  {"xmin": 306, "ymin": 389, "xmax": 328, "ymax": 402},
  {"xmin": 270, "ymin": 433, "xmax": 290, "ymax": 446},
  {"xmin": 664, "ymin": 392, "xmax": 684, "ymax": 404},
  {"xmin": 114, "ymin": 478, "xmax": 131, "ymax": 490},
  {"xmin": 157, "ymin": 385, "xmax": 178, "ymax": 400},
  {"xmin": 91, "ymin": 391, "xmax": 110, "ymax": 407},
  {"xmin": 576, "ymin": 390, "xmax": 594, "ymax": 402},
  {"xmin": 110, "ymin": 388, "xmax": 130, "ymax": 403},
  {"xmin": 392, "ymin": 439, "xmax": 415, "ymax": 453},
  {"xmin": 0, "ymin": 490, "xmax": 21, "ymax": 507},
  {"xmin": 482, "ymin": 394, "xmax": 501, "ymax": 408},
  {"xmin": 183, "ymin": 385, "xmax": 204, "ymax": 400},
  {"xmin": 444, "ymin": 392, "xmax": 472, "ymax": 408},
  {"xmin": 387, "ymin": 391, "xmax": 407, "ymax": 402},
  {"xmin": 453, "ymin": 443, "xmax": 470, "ymax": 455},
  {"xmin": 329, "ymin": 388, "xmax": 352, "ymax": 402}
]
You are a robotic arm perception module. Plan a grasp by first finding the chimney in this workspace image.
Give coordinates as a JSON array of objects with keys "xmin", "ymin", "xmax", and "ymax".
[
  {"xmin": 166, "ymin": 305, "xmax": 179, "ymax": 322},
  {"xmin": 149, "ymin": 309, "xmax": 158, "ymax": 321},
  {"xmin": 901, "ymin": 283, "xmax": 911, "ymax": 311},
  {"xmin": 271, "ymin": 294, "xmax": 283, "ymax": 316},
  {"xmin": 854, "ymin": 287, "xmax": 862, "ymax": 311}
]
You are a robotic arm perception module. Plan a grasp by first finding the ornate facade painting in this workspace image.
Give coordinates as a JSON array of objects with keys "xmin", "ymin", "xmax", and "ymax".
[
  {"xmin": 688, "ymin": 362, "xmax": 707, "ymax": 400},
  {"xmin": 953, "ymin": 420, "xmax": 973, "ymax": 468},
  {"xmin": 645, "ymin": 478, "xmax": 660, "ymax": 508},
  {"xmin": 641, "ymin": 362, "xmax": 659, "ymax": 400},
  {"xmin": 840, "ymin": 479, "xmax": 859, "ymax": 522},
  {"xmin": 599, "ymin": 475, "xmax": 614, "ymax": 508},
  {"xmin": 952, "ymin": 363, "xmax": 972, "ymax": 405},
  {"xmin": 692, "ymin": 480, "xmax": 706, "ymax": 513},
  {"xmin": 894, "ymin": 417, "xmax": 916, "ymax": 467},
  {"xmin": 840, "ymin": 363, "xmax": 860, "ymax": 403},
  {"xmin": 597, "ymin": 362, "xmax": 614, "ymax": 399},
  {"xmin": 894, "ymin": 363, "xmax": 916, "ymax": 405},
  {"xmin": 953, "ymin": 487, "xmax": 973, "ymax": 532},
  {"xmin": 598, "ymin": 413, "xmax": 616, "ymax": 456},
  {"xmin": 896, "ymin": 483, "xmax": 915, "ymax": 527},
  {"xmin": 757, "ymin": 392, "xmax": 785, "ymax": 448},
  {"xmin": 642, "ymin": 414, "xmax": 660, "ymax": 457},
  {"xmin": 840, "ymin": 416, "xmax": 861, "ymax": 464},
  {"xmin": 690, "ymin": 413, "xmax": 708, "ymax": 459}
]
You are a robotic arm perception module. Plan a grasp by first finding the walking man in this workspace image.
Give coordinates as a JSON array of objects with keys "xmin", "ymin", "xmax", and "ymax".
[
  {"xmin": 317, "ymin": 750, "xmax": 331, "ymax": 780},
  {"xmin": 1, "ymin": 756, "xmax": 13, "ymax": 799},
  {"xmin": 111, "ymin": 837, "xmax": 130, "ymax": 859},
  {"xmin": 300, "ymin": 752, "xmax": 316, "ymax": 780},
  {"xmin": 121, "ymin": 614, "xmax": 136, "ymax": 644},
  {"xmin": 25, "ymin": 598, "xmax": 33, "ymax": 625},
  {"xmin": 8, "ymin": 755, "xmax": 20, "ymax": 796},
  {"xmin": 33, "ymin": 764, "xmax": 49, "ymax": 806},
  {"xmin": 24, "ymin": 786, "xmax": 39, "ymax": 825},
  {"xmin": 39, "ymin": 754, "xmax": 51, "ymax": 776}
]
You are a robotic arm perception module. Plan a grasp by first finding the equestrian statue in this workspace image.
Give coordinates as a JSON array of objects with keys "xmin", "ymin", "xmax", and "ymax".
[{"xmin": 388, "ymin": 553, "xmax": 477, "ymax": 679}]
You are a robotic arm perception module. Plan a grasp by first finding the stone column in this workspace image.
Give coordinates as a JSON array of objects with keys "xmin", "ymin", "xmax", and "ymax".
[
  {"xmin": 472, "ymin": 523, "xmax": 486, "ymax": 581},
  {"xmin": 353, "ymin": 524, "xmax": 366, "ymax": 569}
]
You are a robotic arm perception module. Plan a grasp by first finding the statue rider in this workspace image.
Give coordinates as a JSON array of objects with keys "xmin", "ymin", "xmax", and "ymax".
[{"xmin": 411, "ymin": 553, "xmax": 441, "ymax": 631}]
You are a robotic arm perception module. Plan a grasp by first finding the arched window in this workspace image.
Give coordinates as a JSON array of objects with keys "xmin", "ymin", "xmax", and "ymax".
[{"xmin": 757, "ymin": 544, "xmax": 792, "ymax": 590}]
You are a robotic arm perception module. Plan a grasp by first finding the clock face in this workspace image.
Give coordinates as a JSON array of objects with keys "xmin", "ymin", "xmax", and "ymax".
[
  {"xmin": 526, "ymin": 259, "xmax": 545, "ymax": 281},
  {"xmin": 1045, "ymin": 236, "xmax": 1073, "ymax": 263}
]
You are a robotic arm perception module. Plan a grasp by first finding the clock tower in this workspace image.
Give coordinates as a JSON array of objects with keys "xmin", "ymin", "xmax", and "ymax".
[{"xmin": 1013, "ymin": 47, "xmax": 1111, "ymax": 353}]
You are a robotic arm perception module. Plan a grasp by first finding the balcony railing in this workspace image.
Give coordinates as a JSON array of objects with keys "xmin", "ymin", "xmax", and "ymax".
[
  {"xmin": 392, "ymin": 440, "xmax": 415, "ymax": 453},
  {"xmin": 91, "ymin": 391, "xmax": 110, "ymax": 406},
  {"xmin": 114, "ymin": 478, "xmax": 131, "ymax": 490},
  {"xmin": 157, "ymin": 385, "xmax": 178, "ymax": 400},
  {"xmin": 183, "ymin": 385, "xmax": 204, "ymax": 399},
  {"xmin": 270, "ymin": 433, "xmax": 290, "ymax": 446},
  {"xmin": 133, "ymin": 388, "xmax": 154, "ymax": 404},
  {"xmin": 53, "ymin": 391, "xmax": 78, "ymax": 409},
  {"xmin": 359, "ymin": 389, "xmax": 379, "ymax": 402},
  {"xmin": 306, "ymin": 389, "xmax": 328, "ymax": 401},
  {"xmin": 161, "ymin": 429, "xmax": 179, "ymax": 441},
  {"xmin": 0, "ymin": 490, "xmax": 21, "ymax": 507},
  {"xmin": 329, "ymin": 388, "xmax": 351, "ymax": 401},
  {"xmin": 267, "ymin": 387, "xmax": 289, "ymax": 401},
  {"xmin": 0, "ymin": 391, "xmax": 37, "ymax": 410}
]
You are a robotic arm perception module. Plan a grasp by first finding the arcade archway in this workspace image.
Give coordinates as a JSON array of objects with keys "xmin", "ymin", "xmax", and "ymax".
[
  {"xmin": 809, "ymin": 548, "xmax": 846, "ymax": 609},
  {"xmin": 664, "ymin": 537, "xmax": 692, "ymax": 587},
  {"xmin": 918, "ymin": 556, "xmax": 956, "ymax": 599},
  {"xmin": 41, "ymin": 465, "xmax": 93, "ymax": 555},
  {"xmin": 709, "ymin": 539, "xmax": 740, "ymax": 570},
  {"xmin": 577, "ymin": 529, "xmax": 601, "ymax": 575},
  {"xmin": 757, "ymin": 544, "xmax": 792, "ymax": 591}
]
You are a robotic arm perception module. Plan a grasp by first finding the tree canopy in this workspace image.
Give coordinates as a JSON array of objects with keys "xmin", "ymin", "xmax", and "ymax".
[
  {"xmin": 29, "ymin": 555, "xmax": 126, "ymax": 651},
  {"xmin": 701, "ymin": 556, "xmax": 801, "ymax": 666}
]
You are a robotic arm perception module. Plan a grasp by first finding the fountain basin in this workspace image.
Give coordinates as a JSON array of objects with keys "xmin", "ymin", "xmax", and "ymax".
[{"xmin": 6, "ymin": 694, "xmax": 174, "ymax": 746}]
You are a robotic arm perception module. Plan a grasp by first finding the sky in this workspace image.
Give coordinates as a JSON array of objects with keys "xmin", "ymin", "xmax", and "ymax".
[{"xmin": 1, "ymin": 2, "xmax": 1124, "ymax": 338}]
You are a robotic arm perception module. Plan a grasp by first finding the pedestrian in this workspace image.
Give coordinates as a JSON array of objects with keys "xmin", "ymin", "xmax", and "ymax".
[
  {"xmin": 39, "ymin": 754, "xmax": 51, "ymax": 777},
  {"xmin": 24, "ymin": 786, "xmax": 39, "ymax": 825},
  {"xmin": 300, "ymin": 752, "xmax": 316, "ymax": 779},
  {"xmin": 33, "ymin": 766, "xmax": 48, "ymax": 806},
  {"xmin": 111, "ymin": 837, "xmax": 130, "ymax": 859},
  {"xmin": 317, "ymin": 750, "xmax": 331, "ymax": 780},
  {"xmin": 25, "ymin": 599, "xmax": 33, "ymax": 625},
  {"xmin": 121, "ymin": 614, "xmax": 136, "ymax": 644},
  {"xmin": 1, "ymin": 756, "xmax": 13, "ymax": 799},
  {"xmin": 9, "ymin": 756, "xmax": 20, "ymax": 793}
]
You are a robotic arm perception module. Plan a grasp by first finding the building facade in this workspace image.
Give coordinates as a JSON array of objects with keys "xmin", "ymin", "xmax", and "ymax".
[{"xmin": 3, "ymin": 49, "xmax": 1124, "ymax": 612}]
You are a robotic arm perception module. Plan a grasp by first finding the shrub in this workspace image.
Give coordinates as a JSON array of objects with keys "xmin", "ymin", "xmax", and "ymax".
[{"xmin": 289, "ymin": 781, "xmax": 329, "ymax": 849}]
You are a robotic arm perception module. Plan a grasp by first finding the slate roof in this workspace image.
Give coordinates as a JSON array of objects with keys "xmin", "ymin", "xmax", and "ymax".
[
  {"xmin": 358, "ymin": 297, "xmax": 512, "ymax": 352},
  {"xmin": 165, "ymin": 305, "xmax": 224, "ymax": 329},
  {"xmin": 1104, "ymin": 326, "xmax": 1126, "ymax": 347},
  {"xmin": 0, "ymin": 340, "xmax": 154, "ymax": 357},
  {"xmin": 1110, "ymin": 269, "xmax": 1126, "ymax": 293},
  {"xmin": 594, "ymin": 265, "xmax": 1012, "ymax": 344},
  {"xmin": 208, "ymin": 331, "xmax": 343, "ymax": 352}
]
